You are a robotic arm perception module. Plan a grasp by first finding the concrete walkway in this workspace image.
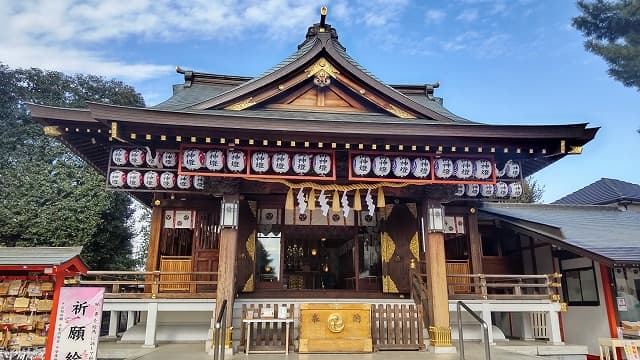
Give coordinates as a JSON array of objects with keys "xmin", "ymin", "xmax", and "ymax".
[{"xmin": 97, "ymin": 342, "xmax": 547, "ymax": 360}]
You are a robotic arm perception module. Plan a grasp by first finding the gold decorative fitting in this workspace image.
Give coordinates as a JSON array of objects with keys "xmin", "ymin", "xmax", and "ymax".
[
  {"xmin": 154, "ymin": 200, "xmax": 161, "ymax": 206},
  {"xmin": 278, "ymin": 84, "xmax": 284, "ymax": 90},
  {"xmin": 146, "ymin": 134, "xmax": 152, "ymax": 140},
  {"xmin": 320, "ymin": 6, "xmax": 327, "ymax": 15},
  {"xmin": 130, "ymin": 133, "xmax": 137, "ymax": 139},
  {"xmin": 327, "ymin": 313, "xmax": 345, "ymax": 333},
  {"xmin": 220, "ymin": 138, "xmax": 226, "ymax": 144},
  {"xmin": 226, "ymin": 97, "xmax": 256, "ymax": 111},
  {"xmin": 234, "ymin": 138, "xmax": 240, "ymax": 144},
  {"xmin": 409, "ymin": 233, "xmax": 420, "ymax": 260},
  {"xmin": 469, "ymin": 207, "xmax": 476, "ymax": 214},
  {"xmin": 451, "ymin": 146, "xmax": 456, "ymax": 152},
  {"xmin": 386, "ymin": 104, "xmax": 415, "ymax": 119},
  {"xmin": 161, "ymin": 135, "xmax": 167, "ymax": 141},
  {"xmin": 568, "ymin": 145, "xmax": 583, "ymax": 154},
  {"xmin": 381, "ymin": 233, "xmax": 395, "ymax": 263},
  {"xmin": 560, "ymin": 140, "xmax": 566, "ymax": 154},
  {"xmin": 382, "ymin": 275, "xmax": 399, "ymax": 293},
  {"xmin": 249, "ymin": 139, "xmax": 254, "ymax": 145},
  {"xmin": 550, "ymin": 294, "xmax": 560, "ymax": 302},
  {"xmin": 176, "ymin": 136, "xmax": 181, "ymax": 142},
  {"xmin": 246, "ymin": 232, "xmax": 256, "ymax": 262},
  {"xmin": 305, "ymin": 57, "xmax": 340, "ymax": 80},
  {"xmin": 409, "ymin": 258, "xmax": 417, "ymax": 269},
  {"xmin": 560, "ymin": 303, "xmax": 568, "ymax": 312},
  {"xmin": 428, "ymin": 327, "xmax": 453, "ymax": 347},
  {"xmin": 225, "ymin": 327, "xmax": 233, "ymax": 349},
  {"xmin": 191, "ymin": 137, "xmax": 197, "ymax": 143},
  {"xmin": 206, "ymin": 137, "xmax": 211, "ymax": 143},
  {"xmin": 43, "ymin": 126, "xmax": 62, "ymax": 137},
  {"xmin": 242, "ymin": 274, "xmax": 254, "ymax": 292},
  {"xmin": 359, "ymin": 89, "xmax": 366, "ymax": 94}
]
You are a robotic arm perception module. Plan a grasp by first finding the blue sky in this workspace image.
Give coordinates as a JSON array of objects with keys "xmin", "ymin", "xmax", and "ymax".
[{"xmin": 2, "ymin": 0, "xmax": 638, "ymax": 202}]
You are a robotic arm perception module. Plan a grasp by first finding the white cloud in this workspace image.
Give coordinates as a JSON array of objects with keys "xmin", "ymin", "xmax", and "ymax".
[
  {"xmin": 442, "ymin": 31, "xmax": 510, "ymax": 58},
  {"xmin": 425, "ymin": 9, "xmax": 446, "ymax": 24},
  {"xmin": 456, "ymin": 8, "xmax": 479, "ymax": 22}
]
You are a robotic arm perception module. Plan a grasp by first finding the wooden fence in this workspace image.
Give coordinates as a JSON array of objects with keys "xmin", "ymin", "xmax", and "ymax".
[
  {"xmin": 239, "ymin": 303, "xmax": 295, "ymax": 353},
  {"xmin": 371, "ymin": 304, "xmax": 424, "ymax": 350},
  {"xmin": 80, "ymin": 270, "xmax": 217, "ymax": 299}
]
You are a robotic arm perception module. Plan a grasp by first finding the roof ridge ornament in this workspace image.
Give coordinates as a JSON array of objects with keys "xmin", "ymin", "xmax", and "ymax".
[{"xmin": 319, "ymin": 6, "xmax": 328, "ymax": 32}]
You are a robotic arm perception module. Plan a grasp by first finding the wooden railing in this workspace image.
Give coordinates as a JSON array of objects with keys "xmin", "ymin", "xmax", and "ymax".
[
  {"xmin": 446, "ymin": 273, "xmax": 562, "ymax": 301},
  {"xmin": 80, "ymin": 270, "xmax": 218, "ymax": 299},
  {"xmin": 445, "ymin": 260, "xmax": 471, "ymax": 294}
]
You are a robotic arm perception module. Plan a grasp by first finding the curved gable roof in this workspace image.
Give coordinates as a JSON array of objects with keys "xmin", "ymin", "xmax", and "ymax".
[{"xmin": 553, "ymin": 178, "xmax": 640, "ymax": 205}]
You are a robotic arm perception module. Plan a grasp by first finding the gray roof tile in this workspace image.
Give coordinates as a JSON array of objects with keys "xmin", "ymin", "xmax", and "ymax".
[
  {"xmin": 553, "ymin": 178, "xmax": 640, "ymax": 205},
  {"xmin": 480, "ymin": 203, "xmax": 640, "ymax": 264},
  {"xmin": 0, "ymin": 247, "xmax": 83, "ymax": 266}
]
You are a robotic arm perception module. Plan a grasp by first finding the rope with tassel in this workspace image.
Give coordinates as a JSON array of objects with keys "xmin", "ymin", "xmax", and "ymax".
[{"xmin": 246, "ymin": 177, "xmax": 415, "ymax": 211}]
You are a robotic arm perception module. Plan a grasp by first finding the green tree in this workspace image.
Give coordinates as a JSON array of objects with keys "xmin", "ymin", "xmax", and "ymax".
[
  {"xmin": 521, "ymin": 176, "xmax": 545, "ymax": 203},
  {"xmin": 572, "ymin": 0, "xmax": 640, "ymax": 91},
  {"xmin": 0, "ymin": 64, "xmax": 145, "ymax": 269}
]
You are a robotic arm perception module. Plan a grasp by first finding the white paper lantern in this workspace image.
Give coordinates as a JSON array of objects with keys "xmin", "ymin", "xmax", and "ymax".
[
  {"xmin": 454, "ymin": 184, "xmax": 465, "ymax": 196},
  {"xmin": 292, "ymin": 154, "xmax": 312, "ymax": 175},
  {"xmin": 494, "ymin": 182, "xmax": 509, "ymax": 198},
  {"xmin": 129, "ymin": 148, "xmax": 146, "ymax": 167},
  {"xmin": 162, "ymin": 152, "xmax": 178, "ymax": 167},
  {"xmin": 392, "ymin": 156, "xmax": 411, "ymax": 178},
  {"xmin": 177, "ymin": 175, "xmax": 192, "ymax": 189},
  {"xmin": 111, "ymin": 148, "xmax": 128, "ymax": 166},
  {"xmin": 313, "ymin": 153, "xmax": 332, "ymax": 176},
  {"xmin": 143, "ymin": 171, "xmax": 159, "ymax": 188},
  {"xmin": 160, "ymin": 172, "xmax": 176, "ymax": 189},
  {"xmin": 481, "ymin": 184, "xmax": 495, "ymax": 197},
  {"xmin": 454, "ymin": 159, "xmax": 473, "ymax": 179},
  {"xmin": 509, "ymin": 182, "xmax": 523, "ymax": 198},
  {"xmin": 434, "ymin": 158, "xmax": 454, "ymax": 179},
  {"xmin": 146, "ymin": 150, "xmax": 161, "ymax": 167},
  {"xmin": 352, "ymin": 155, "xmax": 372, "ymax": 176},
  {"xmin": 412, "ymin": 157, "xmax": 430, "ymax": 178},
  {"xmin": 251, "ymin": 152, "xmax": 270, "ymax": 173},
  {"xmin": 465, "ymin": 184, "xmax": 480, "ymax": 197},
  {"xmin": 109, "ymin": 170, "xmax": 126, "ymax": 187},
  {"xmin": 271, "ymin": 152, "xmax": 290, "ymax": 174},
  {"xmin": 505, "ymin": 161, "xmax": 521, "ymax": 178},
  {"xmin": 193, "ymin": 176, "xmax": 206, "ymax": 190},
  {"xmin": 127, "ymin": 171, "xmax": 143, "ymax": 188},
  {"xmin": 372, "ymin": 156, "xmax": 391, "ymax": 177},
  {"xmin": 182, "ymin": 149, "xmax": 205, "ymax": 170},
  {"xmin": 474, "ymin": 159, "xmax": 493, "ymax": 180},
  {"xmin": 205, "ymin": 150, "xmax": 224, "ymax": 171},
  {"xmin": 226, "ymin": 150, "xmax": 246, "ymax": 172}
]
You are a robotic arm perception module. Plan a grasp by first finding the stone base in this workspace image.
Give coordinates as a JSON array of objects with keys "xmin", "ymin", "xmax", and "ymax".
[{"xmin": 428, "ymin": 345, "xmax": 457, "ymax": 354}]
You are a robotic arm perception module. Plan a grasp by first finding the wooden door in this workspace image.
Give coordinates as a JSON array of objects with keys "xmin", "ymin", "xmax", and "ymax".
[
  {"xmin": 380, "ymin": 203, "xmax": 420, "ymax": 293},
  {"xmin": 193, "ymin": 208, "xmax": 220, "ymax": 292},
  {"xmin": 236, "ymin": 200, "xmax": 258, "ymax": 293}
]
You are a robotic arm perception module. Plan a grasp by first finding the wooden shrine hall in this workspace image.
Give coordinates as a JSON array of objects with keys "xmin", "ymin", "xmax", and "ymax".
[{"xmin": 28, "ymin": 7, "xmax": 597, "ymax": 354}]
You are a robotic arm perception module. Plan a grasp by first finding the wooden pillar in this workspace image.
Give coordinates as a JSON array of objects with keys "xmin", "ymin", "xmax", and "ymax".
[
  {"xmin": 468, "ymin": 208, "xmax": 483, "ymax": 275},
  {"xmin": 215, "ymin": 194, "xmax": 240, "ymax": 345},
  {"xmin": 146, "ymin": 205, "xmax": 163, "ymax": 271},
  {"xmin": 425, "ymin": 199, "xmax": 454, "ymax": 351}
]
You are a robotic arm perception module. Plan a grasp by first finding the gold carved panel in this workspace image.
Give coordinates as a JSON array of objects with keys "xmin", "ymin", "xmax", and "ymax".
[
  {"xmin": 299, "ymin": 303, "xmax": 372, "ymax": 353},
  {"xmin": 380, "ymin": 232, "xmax": 395, "ymax": 263},
  {"xmin": 409, "ymin": 232, "xmax": 420, "ymax": 261},
  {"xmin": 382, "ymin": 275, "xmax": 399, "ymax": 293}
]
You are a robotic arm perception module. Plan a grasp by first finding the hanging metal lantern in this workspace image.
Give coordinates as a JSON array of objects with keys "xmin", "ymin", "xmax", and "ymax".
[
  {"xmin": 162, "ymin": 152, "xmax": 178, "ymax": 167},
  {"xmin": 454, "ymin": 159, "xmax": 473, "ymax": 179},
  {"xmin": 177, "ymin": 175, "xmax": 192, "ymax": 189},
  {"xmin": 292, "ymin": 153, "xmax": 312, "ymax": 175},
  {"xmin": 353, "ymin": 155, "xmax": 372, "ymax": 176},
  {"xmin": 126, "ymin": 171, "xmax": 143, "ymax": 188},
  {"xmin": 205, "ymin": 150, "xmax": 224, "ymax": 171},
  {"xmin": 434, "ymin": 158, "xmax": 454, "ymax": 179},
  {"xmin": 182, "ymin": 148, "xmax": 205, "ymax": 170},
  {"xmin": 272, "ymin": 152, "xmax": 291, "ymax": 174},
  {"xmin": 474, "ymin": 159, "xmax": 493, "ymax": 179},
  {"xmin": 313, "ymin": 153, "xmax": 331, "ymax": 176},
  {"xmin": 392, "ymin": 156, "xmax": 411, "ymax": 178},
  {"xmin": 226, "ymin": 150, "xmax": 246, "ymax": 172},
  {"xmin": 372, "ymin": 156, "xmax": 391, "ymax": 177},
  {"xmin": 412, "ymin": 157, "xmax": 430, "ymax": 178},
  {"xmin": 251, "ymin": 151, "xmax": 270, "ymax": 173},
  {"xmin": 111, "ymin": 148, "xmax": 128, "ymax": 166},
  {"xmin": 160, "ymin": 172, "xmax": 176, "ymax": 189},
  {"xmin": 109, "ymin": 170, "xmax": 126, "ymax": 187},
  {"xmin": 143, "ymin": 171, "xmax": 159, "ymax": 188}
]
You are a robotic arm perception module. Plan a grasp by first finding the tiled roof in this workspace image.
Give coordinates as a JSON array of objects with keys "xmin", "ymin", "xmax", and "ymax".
[
  {"xmin": 152, "ymin": 84, "xmax": 230, "ymax": 111},
  {"xmin": 0, "ymin": 247, "xmax": 83, "ymax": 266},
  {"xmin": 480, "ymin": 203, "xmax": 640, "ymax": 265},
  {"xmin": 553, "ymin": 178, "xmax": 640, "ymax": 205}
]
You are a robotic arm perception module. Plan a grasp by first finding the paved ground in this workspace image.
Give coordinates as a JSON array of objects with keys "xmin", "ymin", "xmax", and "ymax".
[{"xmin": 97, "ymin": 341, "xmax": 548, "ymax": 360}]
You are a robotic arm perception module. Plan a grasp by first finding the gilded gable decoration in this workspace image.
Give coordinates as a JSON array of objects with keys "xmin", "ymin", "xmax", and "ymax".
[
  {"xmin": 305, "ymin": 58, "xmax": 340, "ymax": 88},
  {"xmin": 225, "ymin": 97, "xmax": 256, "ymax": 111}
]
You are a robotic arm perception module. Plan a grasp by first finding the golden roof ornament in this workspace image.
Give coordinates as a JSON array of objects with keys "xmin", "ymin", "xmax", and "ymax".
[{"xmin": 319, "ymin": 6, "xmax": 328, "ymax": 32}]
